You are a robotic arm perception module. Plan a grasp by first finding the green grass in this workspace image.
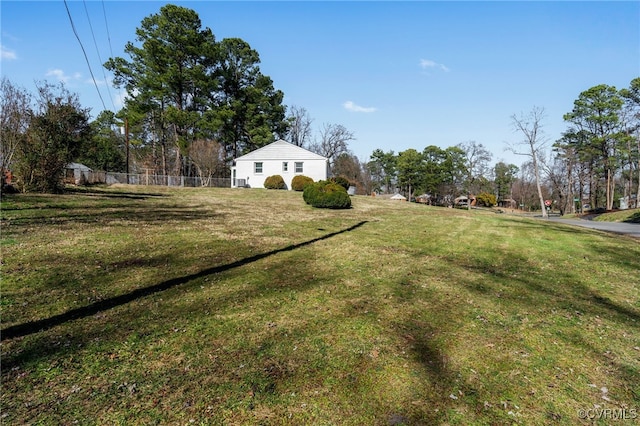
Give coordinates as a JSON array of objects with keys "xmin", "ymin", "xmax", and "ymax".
[
  {"xmin": 592, "ymin": 208, "xmax": 640, "ymax": 223},
  {"xmin": 2, "ymin": 185, "xmax": 639, "ymax": 425}
]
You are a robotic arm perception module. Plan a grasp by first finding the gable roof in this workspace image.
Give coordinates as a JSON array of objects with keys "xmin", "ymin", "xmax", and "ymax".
[
  {"xmin": 66, "ymin": 162, "xmax": 92, "ymax": 171},
  {"xmin": 234, "ymin": 140, "xmax": 327, "ymax": 162},
  {"xmin": 390, "ymin": 193, "xmax": 407, "ymax": 200}
]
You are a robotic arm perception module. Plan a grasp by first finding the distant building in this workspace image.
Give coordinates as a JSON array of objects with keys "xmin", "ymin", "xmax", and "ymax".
[
  {"xmin": 390, "ymin": 193, "xmax": 407, "ymax": 201},
  {"xmin": 65, "ymin": 162, "xmax": 92, "ymax": 185},
  {"xmin": 619, "ymin": 195, "xmax": 638, "ymax": 210},
  {"xmin": 231, "ymin": 140, "xmax": 328, "ymax": 189}
]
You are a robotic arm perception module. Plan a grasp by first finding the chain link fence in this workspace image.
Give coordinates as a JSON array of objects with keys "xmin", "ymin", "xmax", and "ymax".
[{"xmin": 74, "ymin": 170, "xmax": 230, "ymax": 188}]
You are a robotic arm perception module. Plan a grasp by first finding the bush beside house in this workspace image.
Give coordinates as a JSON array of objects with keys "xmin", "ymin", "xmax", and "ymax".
[
  {"xmin": 264, "ymin": 175, "xmax": 286, "ymax": 189},
  {"xmin": 303, "ymin": 180, "xmax": 351, "ymax": 209},
  {"xmin": 291, "ymin": 175, "xmax": 314, "ymax": 191},
  {"xmin": 476, "ymin": 192, "xmax": 497, "ymax": 207}
]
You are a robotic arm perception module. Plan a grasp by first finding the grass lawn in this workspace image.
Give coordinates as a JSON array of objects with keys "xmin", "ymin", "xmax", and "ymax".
[
  {"xmin": 2, "ymin": 185, "xmax": 639, "ymax": 425},
  {"xmin": 592, "ymin": 208, "xmax": 640, "ymax": 224}
]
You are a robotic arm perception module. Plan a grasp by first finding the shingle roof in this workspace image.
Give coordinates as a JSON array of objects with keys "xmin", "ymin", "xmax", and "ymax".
[{"xmin": 234, "ymin": 140, "xmax": 327, "ymax": 161}]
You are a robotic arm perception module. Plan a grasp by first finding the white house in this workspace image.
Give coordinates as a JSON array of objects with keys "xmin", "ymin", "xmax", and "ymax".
[{"xmin": 231, "ymin": 140, "xmax": 329, "ymax": 189}]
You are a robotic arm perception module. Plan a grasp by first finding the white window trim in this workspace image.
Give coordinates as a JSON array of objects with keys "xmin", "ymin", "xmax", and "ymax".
[
  {"xmin": 254, "ymin": 162, "xmax": 263, "ymax": 174},
  {"xmin": 294, "ymin": 161, "xmax": 304, "ymax": 173}
]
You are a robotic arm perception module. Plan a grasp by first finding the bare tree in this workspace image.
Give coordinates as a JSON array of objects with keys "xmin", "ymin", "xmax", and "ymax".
[
  {"xmin": 189, "ymin": 139, "xmax": 225, "ymax": 186},
  {"xmin": 310, "ymin": 123, "xmax": 355, "ymax": 168},
  {"xmin": 0, "ymin": 78, "xmax": 32, "ymax": 179},
  {"xmin": 508, "ymin": 106, "xmax": 549, "ymax": 217},
  {"xmin": 285, "ymin": 105, "xmax": 313, "ymax": 148},
  {"xmin": 545, "ymin": 152, "xmax": 572, "ymax": 215},
  {"xmin": 457, "ymin": 140, "xmax": 493, "ymax": 210},
  {"xmin": 332, "ymin": 152, "xmax": 362, "ymax": 182},
  {"xmin": 332, "ymin": 152, "xmax": 374, "ymax": 194},
  {"xmin": 512, "ymin": 161, "xmax": 540, "ymax": 211}
]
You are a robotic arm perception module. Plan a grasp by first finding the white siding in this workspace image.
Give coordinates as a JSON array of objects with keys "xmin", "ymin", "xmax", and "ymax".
[{"xmin": 231, "ymin": 140, "xmax": 328, "ymax": 189}]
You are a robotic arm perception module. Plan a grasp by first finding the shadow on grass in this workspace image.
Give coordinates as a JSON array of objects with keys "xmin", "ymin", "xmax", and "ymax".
[
  {"xmin": 624, "ymin": 211, "xmax": 640, "ymax": 223},
  {"xmin": 2, "ymin": 205, "xmax": 222, "ymax": 226},
  {"xmin": 1, "ymin": 188, "xmax": 223, "ymax": 226},
  {"xmin": 64, "ymin": 186, "xmax": 169, "ymax": 199},
  {"xmin": 454, "ymin": 248, "xmax": 640, "ymax": 326},
  {"xmin": 1, "ymin": 221, "xmax": 368, "ymax": 342},
  {"xmin": 381, "ymin": 217, "xmax": 640, "ymax": 423},
  {"xmin": 0, "ymin": 189, "xmax": 167, "ymax": 211}
]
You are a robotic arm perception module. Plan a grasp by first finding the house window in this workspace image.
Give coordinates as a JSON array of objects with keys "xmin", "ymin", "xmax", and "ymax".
[
  {"xmin": 254, "ymin": 162, "xmax": 263, "ymax": 174},
  {"xmin": 295, "ymin": 162, "xmax": 303, "ymax": 173},
  {"xmin": 282, "ymin": 162, "xmax": 288, "ymax": 172}
]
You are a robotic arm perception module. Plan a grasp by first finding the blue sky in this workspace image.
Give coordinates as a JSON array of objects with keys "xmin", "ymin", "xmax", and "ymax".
[{"xmin": 2, "ymin": 1, "xmax": 639, "ymax": 167}]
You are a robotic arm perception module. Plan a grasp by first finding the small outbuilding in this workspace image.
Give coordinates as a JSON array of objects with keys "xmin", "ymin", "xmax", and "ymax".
[
  {"xmin": 65, "ymin": 162, "xmax": 92, "ymax": 185},
  {"xmin": 231, "ymin": 140, "xmax": 329, "ymax": 190},
  {"xmin": 390, "ymin": 193, "xmax": 407, "ymax": 201}
]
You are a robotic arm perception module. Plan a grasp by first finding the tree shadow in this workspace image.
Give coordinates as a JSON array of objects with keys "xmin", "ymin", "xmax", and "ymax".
[
  {"xmin": 2, "ymin": 205, "xmax": 222, "ymax": 226},
  {"xmin": 64, "ymin": 186, "xmax": 169, "ymax": 199},
  {"xmin": 382, "ymin": 282, "xmax": 491, "ymax": 424},
  {"xmin": 380, "ymin": 218, "xmax": 640, "ymax": 423},
  {"xmin": 0, "ymin": 189, "xmax": 168, "ymax": 212},
  {"xmin": 1, "ymin": 221, "xmax": 368, "ymax": 342},
  {"xmin": 624, "ymin": 211, "xmax": 640, "ymax": 223},
  {"xmin": 0, "ymin": 249, "xmax": 333, "ymax": 377},
  {"xmin": 454, "ymin": 248, "xmax": 639, "ymax": 326},
  {"xmin": 1, "ymin": 189, "xmax": 226, "ymax": 230}
]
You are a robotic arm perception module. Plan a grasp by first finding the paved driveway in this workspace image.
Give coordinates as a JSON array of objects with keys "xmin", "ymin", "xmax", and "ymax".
[{"xmin": 545, "ymin": 217, "xmax": 640, "ymax": 239}]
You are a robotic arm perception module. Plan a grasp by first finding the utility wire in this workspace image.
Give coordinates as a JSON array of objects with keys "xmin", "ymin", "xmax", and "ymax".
[
  {"xmin": 102, "ymin": 0, "xmax": 115, "ymax": 59},
  {"xmin": 83, "ymin": 0, "xmax": 116, "ymax": 112},
  {"xmin": 101, "ymin": 0, "xmax": 126, "ymax": 111},
  {"xmin": 63, "ymin": 0, "xmax": 108, "ymax": 112}
]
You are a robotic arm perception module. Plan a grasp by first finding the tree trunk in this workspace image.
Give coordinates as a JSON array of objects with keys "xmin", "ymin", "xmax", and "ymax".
[
  {"xmin": 161, "ymin": 142, "xmax": 167, "ymax": 177},
  {"xmin": 567, "ymin": 159, "xmax": 575, "ymax": 214},
  {"xmin": 175, "ymin": 149, "xmax": 182, "ymax": 177},
  {"xmin": 637, "ymin": 137, "xmax": 640, "ymax": 208},
  {"xmin": 532, "ymin": 154, "xmax": 547, "ymax": 218},
  {"xmin": 627, "ymin": 136, "xmax": 633, "ymax": 207},
  {"xmin": 589, "ymin": 164, "xmax": 596, "ymax": 210},
  {"xmin": 629, "ymin": 136, "xmax": 640, "ymax": 209}
]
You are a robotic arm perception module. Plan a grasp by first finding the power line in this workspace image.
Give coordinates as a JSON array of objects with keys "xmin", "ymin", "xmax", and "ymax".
[
  {"xmin": 102, "ymin": 0, "xmax": 114, "ymax": 59},
  {"xmin": 102, "ymin": 0, "xmax": 121, "ymax": 108},
  {"xmin": 100, "ymin": 0, "xmax": 124, "ymax": 138},
  {"xmin": 83, "ymin": 0, "xmax": 116, "ymax": 112},
  {"xmin": 63, "ymin": 0, "xmax": 108, "ymax": 112},
  {"xmin": 101, "ymin": 0, "xmax": 125, "ymax": 112}
]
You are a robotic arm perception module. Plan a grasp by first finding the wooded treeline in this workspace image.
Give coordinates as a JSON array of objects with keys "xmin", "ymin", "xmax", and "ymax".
[
  {"xmin": 103, "ymin": 4, "xmax": 288, "ymax": 178},
  {"xmin": 359, "ymin": 80, "xmax": 640, "ymax": 213},
  {"xmin": 0, "ymin": 5, "xmax": 353, "ymax": 192},
  {"xmin": 554, "ymin": 81, "xmax": 640, "ymax": 212},
  {"xmin": 1, "ymin": 4, "xmax": 638, "ymax": 214}
]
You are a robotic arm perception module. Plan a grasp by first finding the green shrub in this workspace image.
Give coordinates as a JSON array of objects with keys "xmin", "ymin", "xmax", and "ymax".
[
  {"xmin": 303, "ymin": 180, "xmax": 351, "ymax": 209},
  {"xmin": 291, "ymin": 175, "xmax": 314, "ymax": 191},
  {"xmin": 329, "ymin": 176, "xmax": 350, "ymax": 191},
  {"xmin": 476, "ymin": 192, "xmax": 497, "ymax": 207},
  {"xmin": 264, "ymin": 175, "xmax": 286, "ymax": 189}
]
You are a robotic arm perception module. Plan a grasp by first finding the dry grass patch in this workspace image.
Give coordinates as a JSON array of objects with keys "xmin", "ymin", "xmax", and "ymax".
[{"xmin": 2, "ymin": 185, "xmax": 639, "ymax": 425}]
